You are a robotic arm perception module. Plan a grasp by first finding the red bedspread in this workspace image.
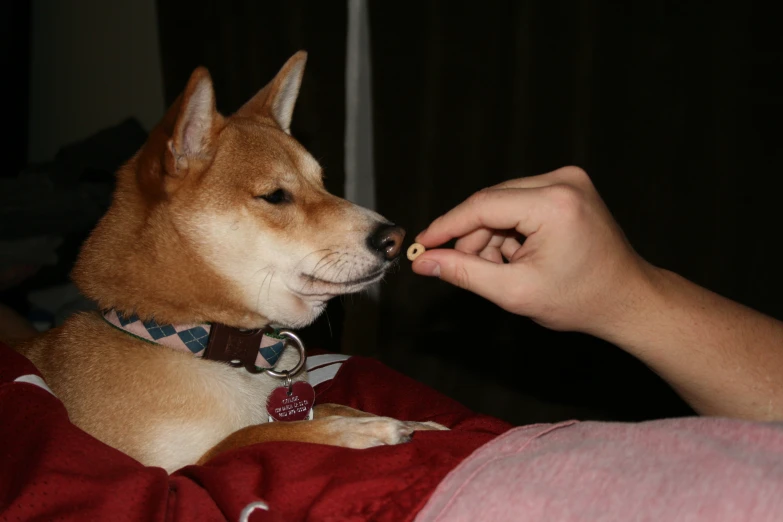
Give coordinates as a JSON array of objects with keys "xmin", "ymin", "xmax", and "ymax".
[{"xmin": 0, "ymin": 341, "xmax": 511, "ymax": 521}]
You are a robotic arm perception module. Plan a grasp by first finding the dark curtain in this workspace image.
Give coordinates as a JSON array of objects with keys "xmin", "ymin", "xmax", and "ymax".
[
  {"xmin": 2, "ymin": 1, "xmax": 31, "ymax": 176},
  {"xmin": 369, "ymin": 1, "xmax": 783, "ymax": 424},
  {"xmin": 156, "ymin": 1, "xmax": 783, "ymax": 424}
]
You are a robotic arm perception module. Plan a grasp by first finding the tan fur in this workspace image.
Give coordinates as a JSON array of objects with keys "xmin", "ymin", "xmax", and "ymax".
[{"xmin": 18, "ymin": 52, "xmax": 443, "ymax": 473}]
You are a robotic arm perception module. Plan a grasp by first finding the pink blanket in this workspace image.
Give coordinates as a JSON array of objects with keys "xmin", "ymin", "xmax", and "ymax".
[{"xmin": 416, "ymin": 418, "xmax": 783, "ymax": 521}]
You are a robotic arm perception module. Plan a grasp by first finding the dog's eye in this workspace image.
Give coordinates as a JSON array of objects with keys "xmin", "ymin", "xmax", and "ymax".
[{"xmin": 257, "ymin": 189, "xmax": 290, "ymax": 204}]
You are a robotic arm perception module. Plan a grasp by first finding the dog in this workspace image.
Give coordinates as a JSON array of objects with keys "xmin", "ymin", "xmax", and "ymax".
[{"xmin": 17, "ymin": 51, "xmax": 443, "ymax": 473}]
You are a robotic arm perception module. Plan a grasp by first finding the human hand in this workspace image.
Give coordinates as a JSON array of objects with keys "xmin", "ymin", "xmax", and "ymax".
[{"xmin": 412, "ymin": 167, "xmax": 657, "ymax": 337}]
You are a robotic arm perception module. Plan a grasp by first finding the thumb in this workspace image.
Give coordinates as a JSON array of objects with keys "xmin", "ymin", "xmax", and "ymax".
[{"xmin": 412, "ymin": 249, "xmax": 516, "ymax": 306}]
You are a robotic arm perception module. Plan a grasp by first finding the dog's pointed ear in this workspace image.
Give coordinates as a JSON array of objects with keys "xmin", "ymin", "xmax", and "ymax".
[
  {"xmin": 236, "ymin": 51, "xmax": 307, "ymax": 134},
  {"xmin": 165, "ymin": 67, "xmax": 220, "ymax": 176}
]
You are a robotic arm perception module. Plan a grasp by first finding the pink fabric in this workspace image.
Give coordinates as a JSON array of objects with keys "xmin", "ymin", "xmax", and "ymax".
[{"xmin": 415, "ymin": 417, "xmax": 783, "ymax": 522}]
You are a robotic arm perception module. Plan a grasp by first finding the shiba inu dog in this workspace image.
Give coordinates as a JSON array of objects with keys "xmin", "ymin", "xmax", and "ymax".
[{"xmin": 18, "ymin": 51, "xmax": 442, "ymax": 473}]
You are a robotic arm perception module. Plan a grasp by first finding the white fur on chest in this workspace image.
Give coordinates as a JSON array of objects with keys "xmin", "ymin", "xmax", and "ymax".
[{"xmin": 143, "ymin": 346, "xmax": 306, "ymax": 472}]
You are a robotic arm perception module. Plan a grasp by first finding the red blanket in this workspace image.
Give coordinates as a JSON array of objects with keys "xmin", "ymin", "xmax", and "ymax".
[{"xmin": 0, "ymin": 341, "xmax": 511, "ymax": 521}]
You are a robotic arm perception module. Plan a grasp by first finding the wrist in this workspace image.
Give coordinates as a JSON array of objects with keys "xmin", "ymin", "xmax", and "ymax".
[{"xmin": 586, "ymin": 258, "xmax": 669, "ymax": 349}]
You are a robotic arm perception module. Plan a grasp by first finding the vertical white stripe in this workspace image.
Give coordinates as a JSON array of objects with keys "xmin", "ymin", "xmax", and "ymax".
[
  {"xmin": 346, "ymin": 0, "xmax": 379, "ymax": 300},
  {"xmin": 345, "ymin": 0, "xmax": 376, "ymax": 210}
]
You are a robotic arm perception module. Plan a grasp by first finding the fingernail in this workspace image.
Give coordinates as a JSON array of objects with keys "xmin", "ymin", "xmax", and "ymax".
[{"xmin": 415, "ymin": 260, "xmax": 440, "ymax": 277}]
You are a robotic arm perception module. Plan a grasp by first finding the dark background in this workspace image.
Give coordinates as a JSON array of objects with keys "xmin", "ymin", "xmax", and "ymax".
[{"xmin": 3, "ymin": 1, "xmax": 782, "ymax": 425}]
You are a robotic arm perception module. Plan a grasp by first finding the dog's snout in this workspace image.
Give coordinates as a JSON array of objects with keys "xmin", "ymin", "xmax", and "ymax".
[{"xmin": 368, "ymin": 224, "xmax": 406, "ymax": 260}]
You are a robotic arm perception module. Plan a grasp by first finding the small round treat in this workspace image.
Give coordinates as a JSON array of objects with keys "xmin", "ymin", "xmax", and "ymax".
[{"xmin": 407, "ymin": 243, "xmax": 425, "ymax": 261}]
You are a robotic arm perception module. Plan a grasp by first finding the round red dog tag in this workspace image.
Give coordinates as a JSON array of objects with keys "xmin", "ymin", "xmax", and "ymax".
[{"xmin": 266, "ymin": 381, "xmax": 315, "ymax": 422}]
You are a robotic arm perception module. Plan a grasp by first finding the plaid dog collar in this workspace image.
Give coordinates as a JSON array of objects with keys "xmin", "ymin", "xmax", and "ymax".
[{"xmin": 102, "ymin": 309, "xmax": 285, "ymax": 369}]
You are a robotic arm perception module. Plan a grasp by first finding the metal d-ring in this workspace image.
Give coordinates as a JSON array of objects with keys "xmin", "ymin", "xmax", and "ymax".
[{"xmin": 264, "ymin": 330, "xmax": 306, "ymax": 379}]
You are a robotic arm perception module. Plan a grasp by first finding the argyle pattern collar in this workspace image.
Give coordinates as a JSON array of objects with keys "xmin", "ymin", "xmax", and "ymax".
[{"xmin": 102, "ymin": 309, "xmax": 285, "ymax": 369}]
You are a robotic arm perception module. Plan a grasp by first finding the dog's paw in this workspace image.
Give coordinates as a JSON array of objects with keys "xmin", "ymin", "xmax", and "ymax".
[{"xmin": 325, "ymin": 416, "xmax": 415, "ymax": 449}]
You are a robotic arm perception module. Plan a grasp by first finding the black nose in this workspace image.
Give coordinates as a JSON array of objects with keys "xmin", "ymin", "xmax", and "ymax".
[{"xmin": 368, "ymin": 224, "xmax": 406, "ymax": 260}]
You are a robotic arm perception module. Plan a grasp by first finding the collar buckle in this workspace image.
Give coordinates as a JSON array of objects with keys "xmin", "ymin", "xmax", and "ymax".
[{"xmin": 203, "ymin": 323, "xmax": 272, "ymax": 374}]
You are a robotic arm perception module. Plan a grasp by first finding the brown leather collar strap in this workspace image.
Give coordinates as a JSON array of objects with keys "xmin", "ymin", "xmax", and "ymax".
[{"xmin": 203, "ymin": 323, "xmax": 274, "ymax": 374}]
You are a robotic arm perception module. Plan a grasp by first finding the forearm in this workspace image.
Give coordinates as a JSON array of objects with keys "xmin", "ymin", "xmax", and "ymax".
[{"xmin": 600, "ymin": 265, "xmax": 783, "ymax": 420}]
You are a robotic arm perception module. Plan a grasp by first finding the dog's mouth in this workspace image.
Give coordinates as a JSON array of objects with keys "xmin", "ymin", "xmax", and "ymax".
[
  {"xmin": 294, "ymin": 267, "xmax": 387, "ymax": 298},
  {"xmin": 303, "ymin": 268, "xmax": 386, "ymax": 288}
]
